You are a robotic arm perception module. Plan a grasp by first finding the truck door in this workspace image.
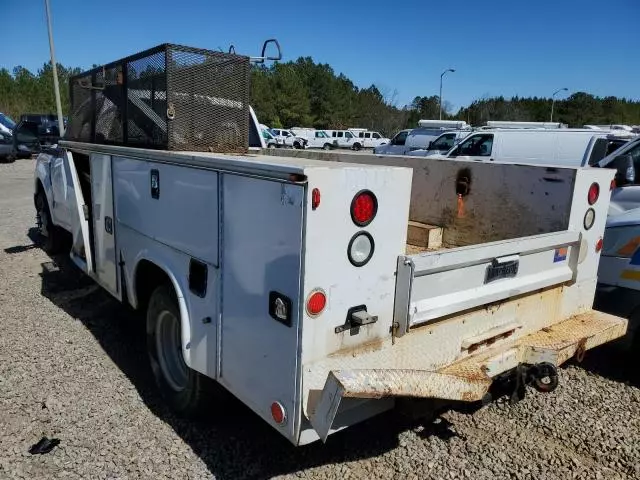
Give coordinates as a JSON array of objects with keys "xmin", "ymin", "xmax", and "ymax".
[{"xmin": 89, "ymin": 153, "xmax": 119, "ymax": 297}]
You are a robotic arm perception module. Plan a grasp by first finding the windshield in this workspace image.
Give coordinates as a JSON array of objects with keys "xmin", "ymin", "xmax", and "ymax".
[
  {"xmin": 316, "ymin": 131, "xmax": 328, "ymax": 138},
  {"xmin": 0, "ymin": 113, "xmax": 16, "ymax": 131}
]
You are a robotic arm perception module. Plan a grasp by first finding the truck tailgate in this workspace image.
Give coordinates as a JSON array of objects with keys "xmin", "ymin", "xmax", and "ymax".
[{"xmin": 394, "ymin": 230, "xmax": 581, "ymax": 335}]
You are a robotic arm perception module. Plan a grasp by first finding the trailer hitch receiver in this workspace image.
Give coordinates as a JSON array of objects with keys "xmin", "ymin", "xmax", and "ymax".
[{"xmin": 509, "ymin": 362, "xmax": 559, "ymax": 404}]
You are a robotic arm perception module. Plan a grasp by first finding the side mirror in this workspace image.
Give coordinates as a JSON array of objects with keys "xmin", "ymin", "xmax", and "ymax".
[
  {"xmin": 427, "ymin": 141, "xmax": 434, "ymax": 150},
  {"xmin": 448, "ymin": 147, "xmax": 459, "ymax": 158},
  {"xmin": 614, "ymin": 154, "xmax": 635, "ymax": 186}
]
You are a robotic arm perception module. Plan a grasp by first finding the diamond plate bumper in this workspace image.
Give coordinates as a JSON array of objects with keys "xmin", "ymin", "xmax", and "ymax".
[{"xmin": 310, "ymin": 310, "xmax": 627, "ymax": 442}]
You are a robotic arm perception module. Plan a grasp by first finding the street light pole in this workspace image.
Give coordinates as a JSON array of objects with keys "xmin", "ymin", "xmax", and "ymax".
[
  {"xmin": 44, "ymin": 0, "xmax": 65, "ymax": 136},
  {"xmin": 439, "ymin": 68, "xmax": 455, "ymax": 120},
  {"xmin": 550, "ymin": 87, "xmax": 568, "ymax": 123}
]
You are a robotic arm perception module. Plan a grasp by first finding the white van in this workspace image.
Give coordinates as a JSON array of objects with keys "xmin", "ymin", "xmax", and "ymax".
[
  {"xmin": 324, "ymin": 130, "xmax": 364, "ymax": 150},
  {"xmin": 438, "ymin": 129, "xmax": 630, "ymax": 166},
  {"xmin": 290, "ymin": 128, "xmax": 334, "ymax": 150},
  {"xmin": 350, "ymin": 129, "xmax": 390, "ymax": 148},
  {"xmin": 270, "ymin": 128, "xmax": 308, "ymax": 149},
  {"xmin": 374, "ymin": 120, "xmax": 471, "ymax": 156}
]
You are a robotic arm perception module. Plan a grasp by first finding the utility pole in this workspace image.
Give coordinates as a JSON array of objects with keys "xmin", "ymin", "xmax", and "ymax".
[
  {"xmin": 550, "ymin": 87, "xmax": 568, "ymax": 123},
  {"xmin": 44, "ymin": 0, "xmax": 65, "ymax": 136},
  {"xmin": 439, "ymin": 69, "xmax": 455, "ymax": 120}
]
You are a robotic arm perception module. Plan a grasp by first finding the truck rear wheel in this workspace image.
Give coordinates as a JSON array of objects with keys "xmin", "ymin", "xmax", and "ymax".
[
  {"xmin": 35, "ymin": 191, "xmax": 67, "ymax": 254},
  {"xmin": 146, "ymin": 284, "xmax": 211, "ymax": 417}
]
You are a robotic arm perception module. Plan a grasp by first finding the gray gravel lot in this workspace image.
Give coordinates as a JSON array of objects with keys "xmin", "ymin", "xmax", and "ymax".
[{"xmin": 0, "ymin": 159, "xmax": 639, "ymax": 479}]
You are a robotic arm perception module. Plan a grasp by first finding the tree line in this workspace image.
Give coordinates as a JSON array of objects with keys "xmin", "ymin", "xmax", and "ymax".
[{"xmin": 1, "ymin": 59, "xmax": 639, "ymax": 136}]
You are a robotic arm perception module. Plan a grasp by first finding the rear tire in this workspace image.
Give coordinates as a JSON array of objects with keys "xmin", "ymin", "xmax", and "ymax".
[
  {"xmin": 146, "ymin": 284, "xmax": 213, "ymax": 417},
  {"xmin": 35, "ymin": 191, "xmax": 67, "ymax": 254}
]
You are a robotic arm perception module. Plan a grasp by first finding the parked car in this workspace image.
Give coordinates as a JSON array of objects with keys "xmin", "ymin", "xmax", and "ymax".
[
  {"xmin": 375, "ymin": 120, "xmax": 471, "ymax": 155},
  {"xmin": 12, "ymin": 121, "xmax": 42, "ymax": 158},
  {"xmin": 0, "ymin": 131, "xmax": 16, "ymax": 162},
  {"xmin": 289, "ymin": 128, "xmax": 334, "ymax": 150},
  {"xmin": 261, "ymin": 128, "xmax": 281, "ymax": 148},
  {"xmin": 0, "ymin": 112, "xmax": 16, "ymax": 136},
  {"xmin": 407, "ymin": 130, "xmax": 472, "ymax": 157},
  {"xmin": 270, "ymin": 128, "xmax": 308, "ymax": 149},
  {"xmin": 18, "ymin": 113, "xmax": 61, "ymax": 146},
  {"xmin": 351, "ymin": 129, "xmax": 390, "ymax": 148},
  {"xmin": 324, "ymin": 130, "xmax": 364, "ymax": 150}
]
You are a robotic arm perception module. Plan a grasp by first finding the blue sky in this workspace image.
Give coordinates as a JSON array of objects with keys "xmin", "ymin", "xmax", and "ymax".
[{"xmin": 2, "ymin": 0, "xmax": 638, "ymax": 111}]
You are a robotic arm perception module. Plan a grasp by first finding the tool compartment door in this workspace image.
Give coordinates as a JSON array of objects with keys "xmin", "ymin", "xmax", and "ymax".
[
  {"xmin": 90, "ymin": 153, "xmax": 119, "ymax": 297},
  {"xmin": 220, "ymin": 174, "xmax": 304, "ymax": 439},
  {"xmin": 394, "ymin": 230, "xmax": 581, "ymax": 334}
]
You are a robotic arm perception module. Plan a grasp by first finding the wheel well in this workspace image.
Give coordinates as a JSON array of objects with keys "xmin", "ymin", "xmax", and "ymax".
[{"xmin": 134, "ymin": 260, "xmax": 172, "ymax": 311}]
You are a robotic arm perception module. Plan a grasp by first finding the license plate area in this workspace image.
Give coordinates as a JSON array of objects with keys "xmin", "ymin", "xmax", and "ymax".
[{"xmin": 485, "ymin": 257, "xmax": 519, "ymax": 283}]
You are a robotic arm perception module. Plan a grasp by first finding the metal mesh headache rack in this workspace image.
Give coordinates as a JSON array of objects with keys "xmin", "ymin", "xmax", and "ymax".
[{"xmin": 65, "ymin": 42, "xmax": 279, "ymax": 153}]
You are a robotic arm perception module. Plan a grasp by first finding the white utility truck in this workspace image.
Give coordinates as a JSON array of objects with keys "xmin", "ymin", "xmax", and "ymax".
[{"xmin": 35, "ymin": 43, "xmax": 626, "ymax": 446}]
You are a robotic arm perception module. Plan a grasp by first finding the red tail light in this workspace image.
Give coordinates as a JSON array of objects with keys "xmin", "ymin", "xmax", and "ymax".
[
  {"xmin": 271, "ymin": 402, "xmax": 286, "ymax": 425},
  {"xmin": 588, "ymin": 183, "xmax": 600, "ymax": 205},
  {"xmin": 351, "ymin": 190, "xmax": 377, "ymax": 227},
  {"xmin": 610, "ymin": 179, "xmax": 616, "ymax": 191},
  {"xmin": 306, "ymin": 289, "xmax": 326, "ymax": 317},
  {"xmin": 312, "ymin": 188, "xmax": 321, "ymax": 210},
  {"xmin": 595, "ymin": 237, "xmax": 603, "ymax": 253}
]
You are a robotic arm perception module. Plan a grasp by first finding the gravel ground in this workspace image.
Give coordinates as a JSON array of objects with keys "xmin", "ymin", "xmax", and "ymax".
[{"xmin": 0, "ymin": 159, "xmax": 639, "ymax": 479}]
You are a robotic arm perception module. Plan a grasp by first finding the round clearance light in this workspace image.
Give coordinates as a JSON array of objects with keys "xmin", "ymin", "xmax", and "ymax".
[
  {"xmin": 584, "ymin": 208, "xmax": 596, "ymax": 230},
  {"xmin": 588, "ymin": 182, "xmax": 600, "ymax": 205},
  {"xmin": 271, "ymin": 401, "xmax": 287, "ymax": 425},
  {"xmin": 351, "ymin": 190, "xmax": 378, "ymax": 227},
  {"xmin": 348, "ymin": 231, "xmax": 375, "ymax": 267},
  {"xmin": 306, "ymin": 289, "xmax": 327, "ymax": 317}
]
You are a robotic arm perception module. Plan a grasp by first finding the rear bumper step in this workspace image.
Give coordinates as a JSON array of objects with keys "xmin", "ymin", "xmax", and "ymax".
[{"xmin": 310, "ymin": 310, "xmax": 627, "ymax": 442}]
